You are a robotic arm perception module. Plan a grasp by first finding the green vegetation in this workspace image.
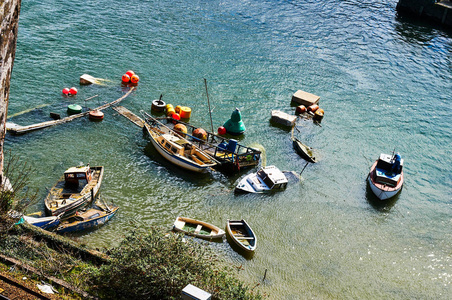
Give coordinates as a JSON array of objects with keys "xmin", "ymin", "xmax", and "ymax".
[{"xmin": 86, "ymin": 227, "xmax": 262, "ymax": 300}]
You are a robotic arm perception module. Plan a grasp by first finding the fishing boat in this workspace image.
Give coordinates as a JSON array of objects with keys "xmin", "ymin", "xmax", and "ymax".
[
  {"xmin": 22, "ymin": 214, "xmax": 61, "ymax": 230},
  {"xmin": 172, "ymin": 216, "xmax": 225, "ymax": 240},
  {"xmin": 292, "ymin": 137, "xmax": 316, "ymax": 163},
  {"xmin": 226, "ymin": 219, "xmax": 256, "ymax": 253},
  {"xmin": 368, "ymin": 153, "xmax": 404, "ymax": 200},
  {"xmin": 235, "ymin": 165, "xmax": 288, "ymax": 193},
  {"xmin": 44, "ymin": 165, "xmax": 104, "ymax": 217},
  {"xmin": 142, "ymin": 112, "xmax": 218, "ymax": 173},
  {"xmin": 56, "ymin": 202, "xmax": 118, "ymax": 234}
]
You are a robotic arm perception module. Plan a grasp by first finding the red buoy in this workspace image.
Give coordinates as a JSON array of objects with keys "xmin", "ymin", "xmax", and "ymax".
[
  {"xmin": 69, "ymin": 87, "xmax": 78, "ymax": 96},
  {"xmin": 130, "ymin": 74, "xmax": 140, "ymax": 84},
  {"xmin": 62, "ymin": 88, "xmax": 70, "ymax": 95},
  {"xmin": 125, "ymin": 70, "xmax": 135, "ymax": 77},
  {"xmin": 171, "ymin": 113, "xmax": 180, "ymax": 121},
  {"xmin": 307, "ymin": 104, "xmax": 319, "ymax": 113},
  {"xmin": 217, "ymin": 126, "xmax": 226, "ymax": 135},
  {"xmin": 122, "ymin": 74, "xmax": 130, "ymax": 83}
]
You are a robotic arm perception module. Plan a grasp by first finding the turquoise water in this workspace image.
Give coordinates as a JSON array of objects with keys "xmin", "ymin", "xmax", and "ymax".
[{"xmin": 6, "ymin": 0, "xmax": 451, "ymax": 298}]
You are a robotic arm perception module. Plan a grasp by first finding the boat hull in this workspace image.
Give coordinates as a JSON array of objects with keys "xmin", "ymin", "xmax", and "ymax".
[
  {"xmin": 292, "ymin": 139, "xmax": 316, "ymax": 163},
  {"xmin": 173, "ymin": 216, "xmax": 225, "ymax": 240},
  {"xmin": 144, "ymin": 123, "xmax": 216, "ymax": 173},
  {"xmin": 226, "ymin": 219, "xmax": 256, "ymax": 254},
  {"xmin": 56, "ymin": 205, "xmax": 118, "ymax": 233},
  {"xmin": 23, "ymin": 215, "xmax": 61, "ymax": 230},
  {"xmin": 368, "ymin": 161, "xmax": 403, "ymax": 200}
]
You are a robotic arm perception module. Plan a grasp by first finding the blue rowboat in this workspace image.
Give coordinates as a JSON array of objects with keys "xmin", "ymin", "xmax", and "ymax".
[
  {"xmin": 23, "ymin": 214, "xmax": 61, "ymax": 230},
  {"xmin": 56, "ymin": 203, "xmax": 118, "ymax": 234}
]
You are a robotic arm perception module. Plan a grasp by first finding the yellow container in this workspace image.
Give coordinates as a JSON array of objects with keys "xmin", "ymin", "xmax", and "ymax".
[
  {"xmin": 180, "ymin": 106, "xmax": 192, "ymax": 119},
  {"xmin": 175, "ymin": 105, "xmax": 181, "ymax": 114},
  {"xmin": 167, "ymin": 107, "xmax": 176, "ymax": 116}
]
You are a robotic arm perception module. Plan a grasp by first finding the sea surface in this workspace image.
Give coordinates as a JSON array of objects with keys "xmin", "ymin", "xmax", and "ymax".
[{"xmin": 6, "ymin": 0, "xmax": 451, "ymax": 299}]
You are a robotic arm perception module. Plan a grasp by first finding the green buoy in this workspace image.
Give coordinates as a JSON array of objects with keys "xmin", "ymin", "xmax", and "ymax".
[
  {"xmin": 67, "ymin": 104, "xmax": 82, "ymax": 115},
  {"xmin": 223, "ymin": 108, "xmax": 246, "ymax": 135}
]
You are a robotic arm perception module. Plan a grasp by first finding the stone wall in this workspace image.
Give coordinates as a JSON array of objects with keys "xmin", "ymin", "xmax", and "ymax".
[{"xmin": 0, "ymin": 0, "xmax": 21, "ymax": 182}]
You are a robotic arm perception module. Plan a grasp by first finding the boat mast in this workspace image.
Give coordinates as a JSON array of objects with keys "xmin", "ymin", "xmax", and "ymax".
[{"xmin": 204, "ymin": 78, "xmax": 214, "ymax": 134}]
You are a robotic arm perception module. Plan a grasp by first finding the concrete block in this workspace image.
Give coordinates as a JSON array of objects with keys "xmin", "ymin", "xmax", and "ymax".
[
  {"xmin": 181, "ymin": 284, "xmax": 211, "ymax": 300},
  {"xmin": 270, "ymin": 110, "xmax": 297, "ymax": 127},
  {"xmin": 291, "ymin": 90, "xmax": 320, "ymax": 107}
]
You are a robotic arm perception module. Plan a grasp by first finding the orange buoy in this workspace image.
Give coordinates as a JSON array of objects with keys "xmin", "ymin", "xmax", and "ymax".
[
  {"xmin": 69, "ymin": 87, "xmax": 78, "ymax": 96},
  {"xmin": 179, "ymin": 106, "xmax": 191, "ymax": 119},
  {"xmin": 62, "ymin": 88, "xmax": 70, "ymax": 95},
  {"xmin": 125, "ymin": 70, "xmax": 135, "ymax": 77},
  {"xmin": 314, "ymin": 108, "xmax": 324, "ymax": 121},
  {"xmin": 295, "ymin": 105, "xmax": 306, "ymax": 114},
  {"xmin": 193, "ymin": 128, "xmax": 207, "ymax": 140},
  {"xmin": 175, "ymin": 105, "xmax": 181, "ymax": 114},
  {"xmin": 130, "ymin": 74, "xmax": 140, "ymax": 84},
  {"xmin": 174, "ymin": 123, "xmax": 187, "ymax": 137},
  {"xmin": 89, "ymin": 110, "xmax": 104, "ymax": 121},
  {"xmin": 307, "ymin": 104, "xmax": 319, "ymax": 113},
  {"xmin": 122, "ymin": 74, "xmax": 130, "ymax": 83}
]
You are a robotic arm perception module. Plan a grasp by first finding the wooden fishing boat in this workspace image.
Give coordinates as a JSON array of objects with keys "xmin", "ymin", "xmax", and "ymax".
[
  {"xmin": 44, "ymin": 165, "xmax": 104, "ymax": 217},
  {"xmin": 172, "ymin": 216, "xmax": 225, "ymax": 240},
  {"xmin": 56, "ymin": 202, "xmax": 118, "ymax": 234},
  {"xmin": 22, "ymin": 214, "xmax": 61, "ymax": 230},
  {"xmin": 226, "ymin": 219, "xmax": 256, "ymax": 253},
  {"xmin": 292, "ymin": 138, "xmax": 316, "ymax": 163},
  {"xmin": 142, "ymin": 113, "xmax": 217, "ymax": 172},
  {"xmin": 368, "ymin": 153, "xmax": 404, "ymax": 200},
  {"xmin": 235, "ymin": 165, "xmax": 288, "ymax": 193}
]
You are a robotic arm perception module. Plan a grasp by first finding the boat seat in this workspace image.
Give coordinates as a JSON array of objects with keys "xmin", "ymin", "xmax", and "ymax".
[
  {"xmin": 194, "ymin": 224, "xmax": 203, "ymax": 234},
  {"xmin": 229, "ymin": 222, "xmax": 243, "ymax": 225},
  {"xmin": 235, "ymin": 237, "xmax": 254, "ymax": 240}
]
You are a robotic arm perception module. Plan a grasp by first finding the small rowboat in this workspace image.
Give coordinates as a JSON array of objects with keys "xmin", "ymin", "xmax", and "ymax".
[
  {"xmin": 173, "ymin": 216, "xmax": 225, "ymax": 240},
  {"xmin": 23, "ymin": 214, "xmax": 62, "ymax": 230},
  {"xmin": 56, "ymin": 202, "xmax": 118, "ymax": 234},
  {"xmin": 292, "ymin": 137, "xmax": 316, "ymax": 163},
  {"xmin": 226, "ymin": 219, "xmax": 256, "ymax": 253}
]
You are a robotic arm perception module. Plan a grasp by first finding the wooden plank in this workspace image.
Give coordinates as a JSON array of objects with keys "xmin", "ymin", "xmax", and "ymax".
[
  {"xmin": 6, "ymin": 87, "xmax": 135, "ymax": 135},
  {"xmin": 111, "ymin": 105, "xmax": 145, "ymax": 128}
]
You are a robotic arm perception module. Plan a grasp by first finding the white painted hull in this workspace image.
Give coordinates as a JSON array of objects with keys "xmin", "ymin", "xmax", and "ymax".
[{"xmin": 367, "ymin": 174, "xmax": 402, "ymax": 200}]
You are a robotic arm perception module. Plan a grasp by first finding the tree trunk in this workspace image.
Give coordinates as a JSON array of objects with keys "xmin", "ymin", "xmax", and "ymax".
[{"xmin": 0, "ymin": 0, "xmax": 22, "ymax": 187}]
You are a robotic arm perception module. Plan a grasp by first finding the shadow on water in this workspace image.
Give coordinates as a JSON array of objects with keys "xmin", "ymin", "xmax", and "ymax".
[
  {"xmin": 395, "ymin": 13, "xmax": 452, "ymax": 42},
  {"xmin": 225, "ymin": 233, "xmax": 255, "ymax": 260},
  {"xmin": 365, "ymin": 182, "xmax": 402, "ymax": 212}
]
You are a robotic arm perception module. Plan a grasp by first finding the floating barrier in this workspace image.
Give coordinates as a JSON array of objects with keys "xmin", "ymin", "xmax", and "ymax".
[
  {"xmin": 223, "ymin": 108, "xmax": 246, "ymax": 135},
  {"xmin": 193, "ymin": 128, "xmax": 207, "ymax": 140},
  {"xmin": 217, "ymin": 126, "xmax": 226, "ymax": 135},
  {"xmin": 130, "ymin": 74, "xmax": 139, "ymax": 84},
  {"xmin": 122, "ymin": 74, "xmax": 130, "ymax": 83},
  {"xmin": 151, "ymin": 99, "xmax": 166, "ymax": 112}
]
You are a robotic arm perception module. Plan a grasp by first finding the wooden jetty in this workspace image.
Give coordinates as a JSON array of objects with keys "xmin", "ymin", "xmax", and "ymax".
[
  {"xmin": 6, "ymin": 87, "xmax": 135, "ymax": 135},
  {"xmin": 111, "ymin": 105, "xmax": 145, "ymax": 128},
  {"xmin": 397, "ymin": 0, "xmax": 452, "ymax": 27}
]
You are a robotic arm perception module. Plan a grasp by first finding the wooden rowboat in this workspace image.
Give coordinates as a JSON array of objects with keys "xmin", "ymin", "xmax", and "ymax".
[
  {"xmin": 292, "ymin": 138, "xmax": 316, "ymax": 163},
  {"xmin": 142, "ymin": 112, "xmax": 217, "ymax": 173},
  {"xmin": 56, "ymin": 202, "xmax": 118, "ymax": 234},
  {"xmin": 226, "ymin": 219, "xmax": 256, "ymax": 253},
  {"xmin": 173, "ymin": 216, "xmax": 225, "ymax": 240},
  {"xmin": 44, "ymin": 165, "xmax": 104, "ymax": 218}
]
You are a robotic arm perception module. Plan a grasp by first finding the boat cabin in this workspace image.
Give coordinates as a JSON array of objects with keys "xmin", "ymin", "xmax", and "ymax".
[
  {"xmin": 64, "ymin": 165, "xmax": 92, "ymax": 187},
  {"xmin": 375, "ymin": 153, "xmax": 403, "ymax": 187},
  {"xmin": 256, "ymin": 166, "xmax": 288, "ymax": 189}
]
